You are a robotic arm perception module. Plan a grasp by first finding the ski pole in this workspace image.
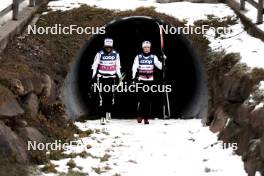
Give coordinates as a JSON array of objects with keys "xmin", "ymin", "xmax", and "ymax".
[{"xmin": 156, "ymin": 21, "xmax": 171, "ymax": 119}]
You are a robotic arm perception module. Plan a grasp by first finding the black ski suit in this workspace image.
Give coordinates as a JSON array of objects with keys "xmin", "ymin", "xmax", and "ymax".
[{"xmin": 132, "ymin": 53, "xmax": 162, "ymax": 120}]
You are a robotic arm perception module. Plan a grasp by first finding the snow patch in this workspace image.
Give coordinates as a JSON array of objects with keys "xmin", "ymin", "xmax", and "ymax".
[
  {"xmin": 254, "ymin": 102, "xmax": 264, "ymax": 110},
  {"xmin": 40, "ymin": 119, "xmax": 247, "ymax": 176},
  {"xmin": 259, "ymin": 81, "xmax": 264, "ymax": 91}
]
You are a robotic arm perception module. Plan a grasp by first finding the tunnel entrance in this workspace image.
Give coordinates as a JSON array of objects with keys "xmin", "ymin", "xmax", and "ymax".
[{"xmin": 62, "ymin": 16, "xmax": 208, "ymax": 120}]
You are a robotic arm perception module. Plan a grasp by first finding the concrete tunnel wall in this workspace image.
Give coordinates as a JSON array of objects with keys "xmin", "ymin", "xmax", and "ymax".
[{"xmin": 62, "ymin": 16, "xmax": 208, "ymax": 121}]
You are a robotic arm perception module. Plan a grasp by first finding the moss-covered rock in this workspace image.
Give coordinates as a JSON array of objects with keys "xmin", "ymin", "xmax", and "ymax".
[{"xmin": 0, "ymin": 84, "xmax": 24, "ymax": 117}]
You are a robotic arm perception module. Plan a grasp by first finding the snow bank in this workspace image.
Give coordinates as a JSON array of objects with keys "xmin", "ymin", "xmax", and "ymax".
[
  {"xmin": 47, "ymin": 0, "xmax": 234, "ymax": 24},
  {"xmin": 47, "ymin": 0, "xmax": 156, "ymax": 11},
  {"xmin": 207, "ymin": 22, "xmax": 264, "ymax": 69},
  {"xmin": 46, "ymin": 0, "xmax": 264, "ymax": 69}
]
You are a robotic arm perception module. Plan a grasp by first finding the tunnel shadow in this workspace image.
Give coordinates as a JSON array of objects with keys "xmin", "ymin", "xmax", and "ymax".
[{"xmin": 72, "ymin": 16, "xmax": 208, "ymax": 119}]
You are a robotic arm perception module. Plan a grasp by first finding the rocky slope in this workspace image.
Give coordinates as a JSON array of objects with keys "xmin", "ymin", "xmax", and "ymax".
[{"xmin": 208, "ymin": 54, "xmax": 264, "ymax": 175}]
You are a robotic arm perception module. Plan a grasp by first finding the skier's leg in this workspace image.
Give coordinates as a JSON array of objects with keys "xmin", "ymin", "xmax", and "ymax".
[
  {"xmin": 144, "ymin": 90, "xmax": 151, "ymax": 124},
  {"xmin": 97, "ymin": 77, "xmax": 103, "ymax": 107},
  {"xmin": 137, "ymin": 82, "xmax": 145, "ymax": 123},
  {"xmin": 137, "ymin": 102, "xmax": 142, "ymax": 123},
  {"xmin": 138, "ymin": 82, "xmax": 150, "ymax": 124},
  {"xmin": 106, "ymin": 78, "xmax": 115, "ymax": 122},
  {"xmin": 100, "ymin": 78, "xmax": 107, "ymax": 125},
  {"xmin": 97, "ymin": 77, "xmax": 104, "ymax": 118},
  {"xmin": 143, "ymin": 82, "xmax": 153, "ymax": 124}
]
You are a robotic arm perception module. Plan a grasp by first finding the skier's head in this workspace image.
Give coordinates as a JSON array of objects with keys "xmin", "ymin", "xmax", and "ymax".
[
  {"xmin": 142, "ymin": 41, "xmax": 151, "ymax": 54},
  {"xmin": 104, "ymin": 38, "xmax": 113, "ymax": 53}
]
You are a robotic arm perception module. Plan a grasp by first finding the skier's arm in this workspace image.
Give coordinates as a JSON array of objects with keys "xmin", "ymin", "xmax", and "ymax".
[
  {"xmin": 91, "ymin": 52, "xmax": 100, "ymax": 78},
  {"xmin": 132, "ymin": 55, "xmax": 139, "ymax": 79},
  {"xmin": 154, "ymin": 55, "xmax": 162, "ymax": 70},
  {"xmin": 116, "ymin": 53, "xmax": 122, "ymax": 78}
]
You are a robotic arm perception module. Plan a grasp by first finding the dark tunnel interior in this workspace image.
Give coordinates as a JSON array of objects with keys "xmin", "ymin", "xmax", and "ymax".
[{"xmin": 75, "ymin": 16, "xmax": 206, "ymax": 119}]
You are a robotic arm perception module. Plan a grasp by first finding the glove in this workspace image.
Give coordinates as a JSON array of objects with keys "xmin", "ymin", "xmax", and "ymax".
[{"xmin": 117, "ymin": 77, "xmax": 123, "ymax": 86}]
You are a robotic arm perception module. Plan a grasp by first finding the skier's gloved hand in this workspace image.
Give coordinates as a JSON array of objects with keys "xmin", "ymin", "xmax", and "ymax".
[{"xmin": 117, "ymin": 77, "xmax": 123, "ymax": 87}]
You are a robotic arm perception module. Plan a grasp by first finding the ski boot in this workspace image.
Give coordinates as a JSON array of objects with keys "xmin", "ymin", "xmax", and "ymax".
[
  {"xmin": 137, "ymin": 116, "xmax": 142, "ymax": 123},
  {"xmin": 100, "ymin": 117, "xmax": 107, "ymax": 125},
  {"xmin": 106, "ymin": 112, "xmax": 111, "ymax": 123},
  {"xmin": 144, "ymin": 118, "xmax": 150, "ymax": 125}
]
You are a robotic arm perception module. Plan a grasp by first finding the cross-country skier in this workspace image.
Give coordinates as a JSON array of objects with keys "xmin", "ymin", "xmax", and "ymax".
[
  {"xmin": 91, "ymin": 38, "xmax": 122, "ymax": 125},
  {"xmin": 132, "ymin": 41, "xmax": 162, "ymax": 124}
]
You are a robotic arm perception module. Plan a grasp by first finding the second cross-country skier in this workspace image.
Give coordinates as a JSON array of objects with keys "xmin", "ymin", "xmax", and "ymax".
[
  {"xmin": 91, "ymin": 38, "xmax": 122, "ymax": 125},
  {"xmin": 132, "ymin": 41, "xmax": 162, "ymax": 124}
]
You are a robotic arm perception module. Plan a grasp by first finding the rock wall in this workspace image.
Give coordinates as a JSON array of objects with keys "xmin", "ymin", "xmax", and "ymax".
[
  {"xmin": 0, "ymin": 40, "xmax": 78, "ymax": 164},
  {"xmin": 207, "ymin": 53, "xmax": 264, "ymax": 176},
  {"xmin": 0, "ymin": 69, "xmax": 57, "ymax": 163}
]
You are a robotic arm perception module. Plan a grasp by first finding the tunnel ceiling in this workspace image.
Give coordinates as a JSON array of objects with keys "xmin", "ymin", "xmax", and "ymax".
[{"xmin": 62, "ymin": 16, "xmax": 208, "ymax": 120}]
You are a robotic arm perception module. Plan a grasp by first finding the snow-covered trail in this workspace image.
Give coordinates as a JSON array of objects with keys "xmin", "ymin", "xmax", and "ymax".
[{"xmin": 42, "ymin": 119, "xmax": 247, "ymax": 176}]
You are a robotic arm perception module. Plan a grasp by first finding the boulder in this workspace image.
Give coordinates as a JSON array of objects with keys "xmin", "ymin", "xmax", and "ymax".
[
  {"xmin": 18, "ymin": 127, "xmax": 44, "ymax": 143},
  {"xmin": 249, "ymin": 108, "xmax": 264, "ymax": 136},
  {"xmin": 10, "ymin": 78, "xmax": 25, "ymax": 95},
  {"xmin": 9, "ymin": 73, "xmax": 55, "ymax": 102},
  {"xmin": 0, "ymin": 121, "xmax": 28, "ymax": 163},
  {"xmin": 244, "ymin": 139, "xmax": 262, "ymax": 176},
  {"xmin": 260, "ymin": 134, "xmax": 264, "ymax": 160},
  {"xmin": 31, "ymin": 74, "xmax": 45, "ymax": 96},
  {"xmin": 31, "ymin": 73, "xmax": 52, "ymax": 97},
  {"xmin": 16, "ymin": 119, "xmax": 28, "ymax": 128},
  {"xmin": 219, "ymin": 119, "xmax": 241, "ymax": 143},
  {"xmin": 39, "ymin": 73, "xmax": 57, "ymax": 106},
  {"xmin": 244, "ymin": 158, "xmax": 259, "ymax": 176},
  {"xmin": 233, "ymin": 104, "xmax": 254, "ymax": 127},
  {"xmin": 40, "ymin": 73, "xmax": 53, "ymax": 99},
  {"xmin": 210, "ymin": 106, "xmax": 228, "ymax": 133},
  {"xmin": 19, "ymin": 77, "xmax": 34, "ymax": 95},
  {"xmin": 236, "ymin": 127, "xmax": 255, "ymax": 155},
  {"xmin": 24, "ymin": 93, "xmax": 39, "ymax": 117},
  {"xmin": 223, "ymin": 74, "xmax": 253, "ymax": 103},
  {"xmin": 0, "ymin": 85, "xmax": 24, "ymax": 117}
]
